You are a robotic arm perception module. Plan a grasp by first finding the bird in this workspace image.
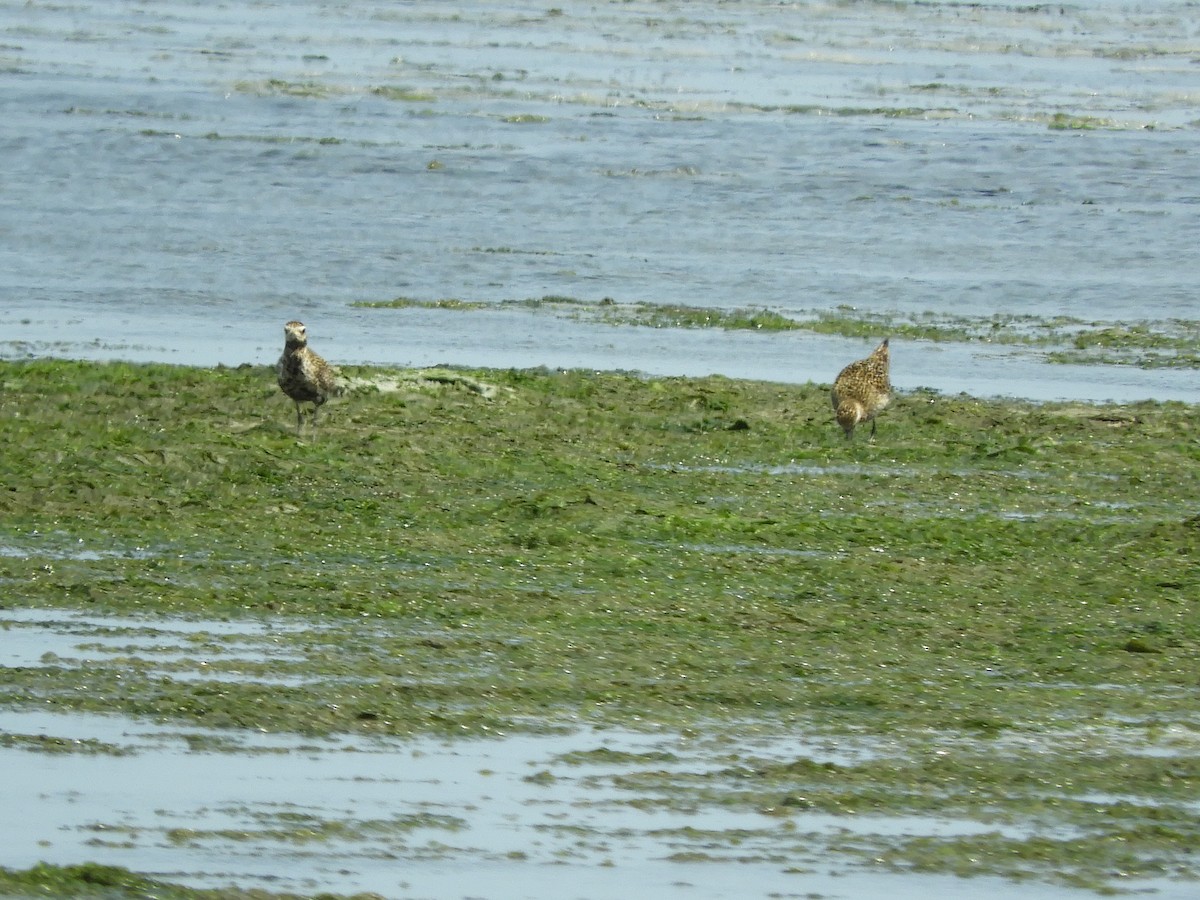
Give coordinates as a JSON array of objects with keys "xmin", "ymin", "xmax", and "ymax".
[
  {"xmin": 831, "ymin": 338, "xmax": 892, "ymax": 440},
  {"xmin": 276, "ymin": 320, "xmax": 342, "ymax": 435}
]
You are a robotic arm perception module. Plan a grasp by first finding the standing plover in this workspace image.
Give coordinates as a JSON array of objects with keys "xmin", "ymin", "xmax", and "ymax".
[
  {"xmin": 277, "ymin": 320, "xmax": 341, "ymax": 435},
  {"xmin": 831, "ymin": 338, "xmax": 892, "ymax": 440}
]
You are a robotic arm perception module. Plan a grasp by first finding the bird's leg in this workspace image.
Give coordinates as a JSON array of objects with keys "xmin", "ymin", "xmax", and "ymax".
[
  {"xmin": 294, "ymin": 401, "xmax": 304, "ymax": 436},
  {"xmin": 869, "ymin": 418, "xmax": 877, "ymax": 440}
]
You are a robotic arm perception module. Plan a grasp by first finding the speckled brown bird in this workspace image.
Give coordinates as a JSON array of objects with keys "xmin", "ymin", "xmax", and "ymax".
[
  {"xmin": 831, "ymin": 338, "xmax": 892, "ymax": 440},
  {"xmin": 276, "ymin": 320, "xmax": 342, "ymax": 435}
]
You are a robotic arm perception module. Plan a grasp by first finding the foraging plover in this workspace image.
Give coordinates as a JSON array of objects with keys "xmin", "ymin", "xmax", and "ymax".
[
  {"xmin": 276, "ymin": 320, "xmax": 342, "ymax": 434},
  {"xmin": 831, "ymin": 338, "xmax": 892, "ymax": 440}
]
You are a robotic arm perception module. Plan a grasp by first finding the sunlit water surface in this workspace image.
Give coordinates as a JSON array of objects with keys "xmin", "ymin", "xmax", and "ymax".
[
  {"xmin": 1, "ymin": 0, "xmax": 1198, "ymax": 400},
  {"xmin": 4, "ymin": 607, "xmax": 1199, "ymax": 899}
]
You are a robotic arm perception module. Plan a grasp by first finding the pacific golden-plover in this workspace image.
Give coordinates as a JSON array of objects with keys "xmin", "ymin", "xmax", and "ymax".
[
  {"xmin": 831, "ymin": 338, "xmax": 892, "ymax": 440},
  {"xmin": 276, "ymin": 320, "xmax": 342, "ymax": 435}
]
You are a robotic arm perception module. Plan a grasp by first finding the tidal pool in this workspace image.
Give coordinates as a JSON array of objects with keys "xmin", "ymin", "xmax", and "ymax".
[
  {"xmin": 5, "ymin": 705, "xmax": 1190, "ymax": 900},
  {"xmin": 1, "ymin": 608, "xmax": 314, "ymax": 681},
  {"xmin": 3, "ymin": 607, "xmax": 1198, "ymax": 899}
]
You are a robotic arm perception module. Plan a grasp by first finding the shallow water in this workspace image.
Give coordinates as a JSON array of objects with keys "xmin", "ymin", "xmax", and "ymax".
[
  {"xmin": 2, "ymin": 0, "xmax": 1198, "ymax": 401},
  {"xmin": 4, "ymin": 706, "xmax": 1191, "ymax": 900},
  {"xmin": 4, "ymin": 608, "xmax": 1198, "ymax": 899},
  {"xmin": 1, "ymin": 607, "xmax": 312, "ymax": 675}
]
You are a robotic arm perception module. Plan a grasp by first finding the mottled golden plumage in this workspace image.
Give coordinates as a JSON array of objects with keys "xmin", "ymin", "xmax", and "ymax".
[
  {"xmin": 276, "ymin": 320, "xmax": 341, "ymax": 434},
  {"xmin": 831, "ymin": 338, "xmax": 892, "ymax": 440}
]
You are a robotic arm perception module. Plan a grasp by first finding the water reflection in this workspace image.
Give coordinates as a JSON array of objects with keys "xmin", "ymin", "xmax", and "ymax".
[
  {"xmin": 0, "ymin": 709, "xmax": 1137, "ymax": 900},
  {"xmin": 3, "ymin": 607, "xmax": 1197, "ymax": 899}
]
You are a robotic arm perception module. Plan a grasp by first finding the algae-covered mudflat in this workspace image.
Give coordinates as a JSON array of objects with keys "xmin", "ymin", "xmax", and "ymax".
[{"xmin": 1, "ymin": 358, "xmax": 1197, "ymax": 897}]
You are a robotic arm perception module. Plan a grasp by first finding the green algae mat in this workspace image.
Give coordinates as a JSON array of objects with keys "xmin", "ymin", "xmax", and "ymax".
[{"xmin": 1, "ymin": 358, "xmax": 1198, "ymax": 895}]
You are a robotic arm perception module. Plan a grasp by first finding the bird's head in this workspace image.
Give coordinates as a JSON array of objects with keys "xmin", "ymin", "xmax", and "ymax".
[
  {"xmin": 836, "ymin": 399, "xmax": 863, "ymax": 439},
  {"xmin": 283, "ymin": 320, "xmax": 308, "ymax": 348}
]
